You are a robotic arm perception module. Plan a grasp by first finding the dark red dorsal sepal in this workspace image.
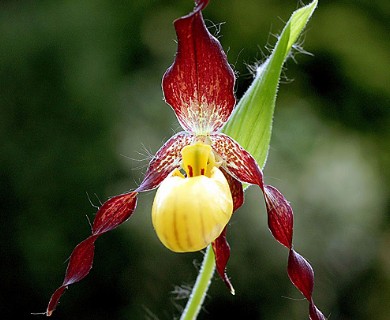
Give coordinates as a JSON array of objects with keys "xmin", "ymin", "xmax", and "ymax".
[{"xmin": 162, "ymin": 3, "xmax": 235, "ymax": 134}]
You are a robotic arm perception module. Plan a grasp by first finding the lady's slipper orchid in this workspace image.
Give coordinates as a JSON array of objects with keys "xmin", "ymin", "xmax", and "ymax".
[
  {"xmin": 46, "ymin": 1, "xmax": 325, "ymax": 319},
  {"xmin": 152, "ymin": 142, "xmax": 234, "ymax": 252}
]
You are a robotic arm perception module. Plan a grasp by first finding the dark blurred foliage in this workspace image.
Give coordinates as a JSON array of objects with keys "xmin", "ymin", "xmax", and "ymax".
[{"xmin": 1, "ymin": 0, "xmax": 389, "ymax": 319}]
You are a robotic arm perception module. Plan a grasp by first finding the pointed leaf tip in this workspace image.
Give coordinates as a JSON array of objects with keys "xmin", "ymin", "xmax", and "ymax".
[{"xmin": 223, "ymin": 0, "xmax": 318, "ymax": 169}]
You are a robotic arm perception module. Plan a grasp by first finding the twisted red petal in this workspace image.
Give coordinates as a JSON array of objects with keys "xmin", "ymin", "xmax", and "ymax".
[
  {"xmin": 287, "ymin": 249, "xmax": 314, "ymax": 300},
  {"xmin": 46, "ymin": 192, "xmax": 137, "ymax": 316},
  {"xmin": 162, "ymin": 4, "xmax": 235, "ymax": 134},
  {"xmin": 211, "ymin": 133, "xmax": 263, "ymax": 187},
  {"xmin": 210, "ymin": 133, "xmax": 324, "ymax": 318},
  {"xmin": 46, "ymin": 133, "xmax": 192, "ymax": 316},
  {"xmin": 212, "ymin": 169, "xmax": 243, "ymax": 294},
  {"xmin": 288, "ymin": 250, "xmax": 326, "ymax": 319},
  {"xmin": 310, "ymin": 303, "xmax": 327, "ymax": 320},
  {"xmin": 264, "ymin": 187, "xmax": 324, "ymax": 317},
  {"xmin": 92, "ymin": 193, "xmax": 138, "ymax": 234},
  {"xmin": 266, "ymin": 190, "xmax": 324, "ymax": 317},
  {"xmin": 263, "ymin": 185, "xmax": 293, "ymax": 249},
  {"xmin": 138, "ymin": 132, "xmax": 193, "ymax": 191}
]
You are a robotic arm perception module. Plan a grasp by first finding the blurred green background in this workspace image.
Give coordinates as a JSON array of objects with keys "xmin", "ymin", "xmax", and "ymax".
[{"xmin": 1, "ymin": 0, "xmax": 389, "ymax": 319}]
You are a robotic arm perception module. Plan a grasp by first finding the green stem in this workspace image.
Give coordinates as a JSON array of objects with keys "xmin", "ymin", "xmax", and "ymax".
[{"xmin": 180, "ymin": 245, "xmax": 215, "ymax": 320}]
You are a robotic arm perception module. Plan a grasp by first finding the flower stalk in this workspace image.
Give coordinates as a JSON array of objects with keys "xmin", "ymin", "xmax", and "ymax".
[{"xmin": 180, "ymin": 246, "xmax": 216, "ymax": 320}]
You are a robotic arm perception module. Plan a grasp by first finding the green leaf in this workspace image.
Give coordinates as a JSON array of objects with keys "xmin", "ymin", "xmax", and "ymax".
[{"xmin": 223, "ymin": 0, "xmax": 318, "ymax": 169}]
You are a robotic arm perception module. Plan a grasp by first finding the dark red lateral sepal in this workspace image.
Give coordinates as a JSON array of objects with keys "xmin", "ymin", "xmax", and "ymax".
[
  {"xmin": 212, "ymin": 228, "xmax": 234, "ymax": 294},
  {"xmin": 162, "ymin": 3, "xmax": 235, "ymax": 133},
  {"xmin": 221, "ymin": 168, "xmax": 244, "ymax": 212},
  {"xmin": 212, "ymin": 169, "xmax": 244, "ymax": 294}
]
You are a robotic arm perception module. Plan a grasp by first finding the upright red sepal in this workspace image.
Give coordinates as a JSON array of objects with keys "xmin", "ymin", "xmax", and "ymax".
[{"xmin": 162, "ymin": 5, "xmax": 235, "ymax": 134}]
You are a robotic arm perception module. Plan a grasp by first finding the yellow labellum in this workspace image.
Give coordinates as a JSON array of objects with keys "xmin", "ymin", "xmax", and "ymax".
[{"xmin": 152, "ymin": 143, "xmax": 233, "ymax": 252}]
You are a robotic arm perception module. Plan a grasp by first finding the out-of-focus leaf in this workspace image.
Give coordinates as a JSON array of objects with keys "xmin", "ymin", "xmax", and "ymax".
[{"xmin": 223, "ymin": 0, "xmax": 318, "ymax": 169}]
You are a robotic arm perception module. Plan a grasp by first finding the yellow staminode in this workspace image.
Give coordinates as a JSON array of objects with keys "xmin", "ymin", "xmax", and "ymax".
[{"xmin": 152, "ymin": 142, "xmax": 233, "ymax": 252}]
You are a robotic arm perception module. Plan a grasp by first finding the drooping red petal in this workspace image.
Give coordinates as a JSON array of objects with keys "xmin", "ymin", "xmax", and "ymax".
[
  {"xmin": 263, "ymin": 185, "xmax": 293, "ymax": 249},
  {"xmin": 212, "ymin": 169, "xmax": 243, "ymax": 294},
  {"xmin": 138, "ymin": 132, "xmax": 193, "ymax": 191},
  {"xmin": 211, "ymin": 133, "xmax": 263, "ymax": 187},
  {"xmin": 162, "ymin": 3, "xmax": 235, "ymax": 134},
  {"xmin": 46, "ymin": 192, "xmax": 137, "ymax": 316}
]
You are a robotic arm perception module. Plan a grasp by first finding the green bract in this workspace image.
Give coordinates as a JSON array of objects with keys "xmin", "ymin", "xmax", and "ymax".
[{"xmin": 223, "ymin": 0, "xmax": 318, "ymax": 170}]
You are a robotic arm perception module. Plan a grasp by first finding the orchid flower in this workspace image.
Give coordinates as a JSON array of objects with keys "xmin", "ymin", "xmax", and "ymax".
[{"xmin": 46, "ymin": 0, "xmax": 325, "ymax": 319}]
